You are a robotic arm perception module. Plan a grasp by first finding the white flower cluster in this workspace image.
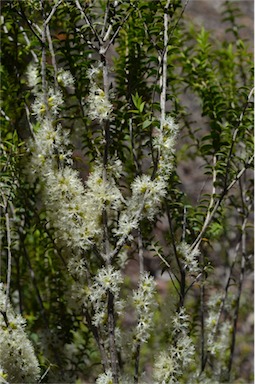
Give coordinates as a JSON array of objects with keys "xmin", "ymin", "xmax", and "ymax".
[
  {"xmin": 43, "ymin": 167, "xmax": 103, "ymax": 251},
  {"xmin": 29, "ymin": 120, "xmax": 71, "ymax": 174},
  {"xmin": 89, "ymin": 266, "xmax": 123, "ymax": 327},
  {"xmin": 177, "ymin": 242, "xmax": 200, "ymax": 273},
  {"xmin": 133, "ymin": 273, "xmax": 156, "ymax": 345},
  {"xmin": 57, "ymin": 69, "xmax": 75, "ymax": 88},
  {"xmin": 154, "ymin": 307, "xmax": 195, "ymax": 383},
  {"xmin": 27, "ymin": 62, "xmax": 40, "ymax": 89},
  {"xmin": 32, "ymin": 88, "xmax": 64, "ymax": 120},
  {"xmin": 0, "ymin": 285, "xmax": 40, "ymax": 383},
  {"xmin": 113, "ymin": 175, "xmax": 167, "ymax": 243},
  {"xmin": 87, "ymin": 64, "xmax": 112, "ymax": 122},
  {"xmin": 205, "ymin": 293, "xmax": 231, "ymax": 358},
  {"xmin": 154, "ymin": 116, "xmax": 179, "ymax": 180},
  {"xmin": 86, "ymin": 165, "xmax": 124, "ymax": 213},
  {"xmin": 96, "ymin": 369, "xmax": 113, "ymax": 384},
  {"xmin": 131, "ymin": 175, "xmax": 167, "ymax": 220},
  {"xmin": 87, "ymin": 85, "xmax": 113, "ymax": 122}
]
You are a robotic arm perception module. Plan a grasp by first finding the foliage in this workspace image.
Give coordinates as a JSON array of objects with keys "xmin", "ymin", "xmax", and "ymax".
[{"xmin": 0, "ymin": 0, "xmax": 253, "ymax": 383}]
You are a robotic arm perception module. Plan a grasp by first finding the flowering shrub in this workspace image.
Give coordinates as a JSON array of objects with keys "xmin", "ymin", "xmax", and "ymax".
[{"xmin": 0, "ymin": 1, "xmax": 253, "ymax": 383}]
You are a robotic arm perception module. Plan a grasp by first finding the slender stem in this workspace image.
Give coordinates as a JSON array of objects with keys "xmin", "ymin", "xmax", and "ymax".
[
  {"xmin": 101, "ymin": 0, "xmax": 110, "ymax": 38},
  {"xmin": 190, "ymin": 154, "xmax": 254, "ymax": 251},
  {"xmin": 200, "ymin": 266, "xmax": 206, "ymax": 372},
  {"xmin": 160, "ymin": 0, "xmax": 170, "ymax": 129},
  {"xmin": 222, "ymin": 87, "xmax": 254, "ymax": 192},
  {"xmin": 137, "ymin": 228, "xmax": 144, "ymax": 274},
  {"xmin": 133, "ymin": 342, "xmax": 141, "ymax": 384},
  {"xmin": 41, "ymin": 0, "xmax": 49, "ymax": 115},
  {"xmin": 46, "ymin": 24, "xmax": 58, "ymax": 90},
  {"xmin": 75, "ymin": 0, "xmax": 102, "ymax": 46},
  {"xmin": 1, "ymin": 192, "xmax": 12, "ymax": 313},
  {"xmin": 107, "ymin": 291, "xmax": 119, "ymax": 384},
  {"xmin": 45, "ymin": 0, "xmax": 62, "ymax": 26}
]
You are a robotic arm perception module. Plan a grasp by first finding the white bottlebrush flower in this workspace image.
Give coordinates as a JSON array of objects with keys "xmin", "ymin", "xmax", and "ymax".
[
  {"xmin": 87, "ymin": 85, "xmax": 113, "ymax": 122},
  {"xmin": 44, "ymin": 167, "xmax": 102, "ymax": 250},
  {"xmin": 0, "ymin": 284, "xmax": 40, "ymax": 383},
  {"xmin": 131, "ymin": 175, "xmax": 167, "ymax": 220},
  {"xmin": 89, "ymin": 266, "xmax": 123, "ymax": 326},
  {"xmin": 57, "ymin": 69, "xmax": 75, "ymax": 87},
  {"xmin": 154, "ymin": 307, "xmax": 195, "ymax": 383},
  {"xmin": 94, "ymin": 266, "xmax": 123, "ymax": 296},
  {"xmin": 96, "ymin": 369, "xmax": 113, "ymax": 384},
  {"xmin": 32, "ymin": 88, "xmax": 63, "ymax": 119},
  {"xmin": 133, "ymin": 273, "xmax": 156, "ymax": 345},
  {"xmin": 27, "ymin": 62, "xmax": 39, "ymax": 89},
  {"xmin": 113, "ymin": 211, "xmax": 139, "ymax": 243},
  {"xmin": 87, "ymin": 63, "xmax": 103, "ymax": 82},
  {"xmin": 177, "ymin": 242, "xmax": 200, "ymax": 273},
  {"xmin": 86, "ymin": 165, "xmax": 124, "ymax": 211},
  {"xmin": 160, "ymin": 116, "xmax": 179, "ymax": 135},
  {"xmin": 154, "ymin": 351, "xmax": 178, "ymax": 384},
  {"xmin": 154, "ymin": 116, "xmax": 179, "ymax": 181}
]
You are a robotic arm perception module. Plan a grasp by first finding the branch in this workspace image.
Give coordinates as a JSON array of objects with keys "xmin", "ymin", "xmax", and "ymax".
[
  {"xmin": 1, "ymin": 192, "xmax": 12, "ymax": 314},
  {"xmin": 190, "ymin": 154, "xmax": 254, "ymax": 251},
  {"xmin": 75, "ymin": 0, "xmax": 102, "ymax": 47},
  {"xmin": 45, "ymin": 0, "xmax": 62, "ymax": 26}
]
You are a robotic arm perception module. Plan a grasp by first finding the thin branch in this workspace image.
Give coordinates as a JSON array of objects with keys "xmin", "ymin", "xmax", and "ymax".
[
  {"xmin": 46, "ymin": 24, "xmax": 58, "ymax": 90},
  {"xmin": 75, "ymin": 0, "xmax": 102, "ymax": 46},
  {"xmin": 190, "ymin": 154, "xmax": 254, "ymax": 251},
  {"xmin": 222, "ymin": 87, "xmax": 254, "ymax": 191},
  {"xmin": 1, "ymin": 192, "xmax": 12, "ymax": 314},
  {"xmin": 133, "ymin": 342, "xmax": 141, "ymax": 384},
  {"xmin": 45, "ymin": 0, "xmax": 62, "ymax": 26},
  {"xmin": 107, "ymin": 291, "xmax": 119, "ymax": 384},
  {"xmin": 160, "ymin": 0, "xmax": 171, "ymax": 128},
  {"xmin": 101, "ymin": 0, "xmax": 110, "ymax": 38},
  {"xmin": 101, "ymin": 9, "xmax": 133, "ymax": 55},
  {"xmin": 137, "ymin": 228, "xmax": 144, "ymax": 274},
  {"xmin": 17, "ymin": 4, "xmax": 43, "ymax": 44}
]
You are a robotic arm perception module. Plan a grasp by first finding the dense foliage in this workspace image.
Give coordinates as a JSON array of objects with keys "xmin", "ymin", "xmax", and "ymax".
[{"xmin": 0, "ymin": 1, "xmax": 253, "ymax": 383}]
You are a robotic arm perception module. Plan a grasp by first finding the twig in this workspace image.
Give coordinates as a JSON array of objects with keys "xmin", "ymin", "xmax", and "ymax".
[
  {"xmin": 190, "ymin": 154, "xmax": 254, "ymax": 251},
  {"xmin": 75, "ymin": 0, "xmax": 102, "ymax": 46},
  {"xmin": 45, "ymin": 0, "xmax": 62, "ymax": 26},
  {"xmin": 133, "ymin": 342, "xmax": 141, "ymax": 384},
  {"xmin": 222, "ymin": 87, "xmax": 254, "ymax": 191},
  {"xmin": 101, "ymin": 9, "xmax": 133, "ymax": 55},
  {"xmin": 41, "ymin": 0, "xmax": 49, "ymax": 114},
  {"xmin": 46, "ymin": 24, "xmax": 58, "ymax": 90},
  {"xmin": 1, "ymin": 192, "xmax": 12, "ymax": 314},
  {"xmin": 107, "ymin": 291, "xmax": 119, "ymax": 384},
  {"xmin": 159, "ymin": 0, "xmax": 171, "ymax": 128},
  {"xmin": 17, "ymin": 4, "xmax": 43, "ymax": 44},
  {"xmin": 137, "ymin": 228, "xmax": 144, "ymax": 274},
  {"xmin": 227, "ymin": 181, "xmax": 249, "ymax": 379},
  {"xmin": 101, "ymin": 0, "xmax": 110, "ymax": 38}
]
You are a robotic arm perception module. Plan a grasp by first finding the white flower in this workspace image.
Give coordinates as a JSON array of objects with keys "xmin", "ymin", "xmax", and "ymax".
[
  {"xmin": 160, "ymin": 116, "xmax": 179, "ymax": 135},
  {"xmin": 0, "ymin": 285, "xmax": 40, "ymax": 383},
  {"xmin": 177, "ymin": 242, "xmax": 200, "ymax": 273},
  {"xmin": 87, "ymin": 85, "xmax": 113, "ymax": 121},
  {"xmin": 154, "ymin": 351, "xmax": 178, "ymax": 383},
  {"xmin": 87, "ymin": 64, "xmax": 102, "ymax": 82},
  {"xmin": 131, "ymin": 175, "xmax": 167, "ymax": 220},
  {"xmin": 96, "ymin": 369, "xmax": 113, "ymax": 384},
  {"xmin": 32, "ymin": 88, "xmax": 63, "ymax": 119},
  {"xmin": 94, "ymin": 266, "xmax": 123, "ymax": 296},
  {"xmin": 57, "ymin": 69, "xmax": 75, "ymax": 87},
  {"xmin": 27, "ymin": 62, "xmax": 39, "ymax": 89},
  {"xmin": 133, "ymin": 273, "xmax": 156, "ymax": 345},
  {"xmin": 153, "ymin": 116, "xmax": 179, "ymax": 181}
]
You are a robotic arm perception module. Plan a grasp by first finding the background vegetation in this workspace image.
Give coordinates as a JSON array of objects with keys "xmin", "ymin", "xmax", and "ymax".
[{"xmin": 0, "ymin": 0, "xmax": 253, "ymax": 383}]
